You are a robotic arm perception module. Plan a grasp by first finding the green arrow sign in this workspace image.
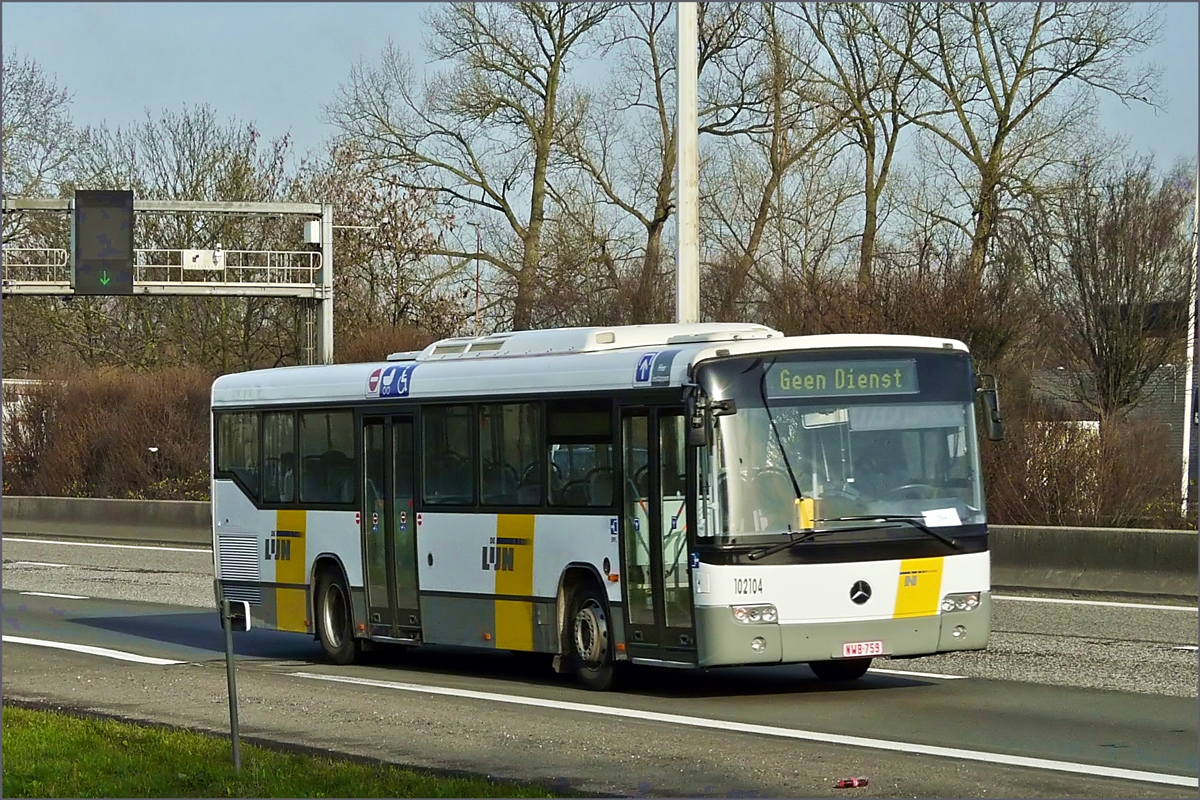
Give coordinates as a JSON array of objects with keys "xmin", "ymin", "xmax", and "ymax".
[{"xmin": 99, "ymin": 271, "xmax": 111, "ymax": 286}]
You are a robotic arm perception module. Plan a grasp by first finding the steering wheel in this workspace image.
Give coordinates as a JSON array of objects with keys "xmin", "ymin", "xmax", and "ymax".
[{"xmin": 881, "ymin": 483, "xmax": 941, "ymax": 500}]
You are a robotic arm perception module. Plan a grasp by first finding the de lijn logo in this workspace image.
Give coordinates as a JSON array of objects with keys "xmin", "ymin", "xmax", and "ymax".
[
  {"xmin": 265, "ymin": 529, "xmax": 301, "ymax": 561},
  {"xmin": 480, "ymin": 536, "xmax": 529, "ymax": 572}
]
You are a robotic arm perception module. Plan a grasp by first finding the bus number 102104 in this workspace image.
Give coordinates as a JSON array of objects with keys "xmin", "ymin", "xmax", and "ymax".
[{"xmin": 734, "ymin": 577, "xmax": 763, "ymax": 595}]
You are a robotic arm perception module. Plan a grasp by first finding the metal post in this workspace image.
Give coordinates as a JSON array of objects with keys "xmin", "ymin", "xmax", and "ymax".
[
  {"xmin": 676, "ymin": 0, "xmax": 700, "ymax": 324},
  {"xmin": 1181, "ymin": 171, "xmax": 1198, "ymax": 518},
  {"xmin": 318, "ymin": 203, "xmax": 335, "ymax": 364},
  {"xmin": 221, "ymin": 597, "xmax": 242, "ymax": 772}
]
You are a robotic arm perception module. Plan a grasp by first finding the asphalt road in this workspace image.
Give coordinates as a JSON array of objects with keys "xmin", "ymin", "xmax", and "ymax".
[{"xmin": 2, "ymin": 535, "xmax": 1197, "ymax": 798}]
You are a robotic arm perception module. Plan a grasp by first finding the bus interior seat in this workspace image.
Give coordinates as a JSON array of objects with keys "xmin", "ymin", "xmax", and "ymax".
[
  {"xmin": 481, "ymin": 461, "xmax": 518, "ymax": 505},
  {"xmin": 588, "ymin": 467, "xmax": 613, "ymax": 505},
  {"xmin": 554, "ymin": 480, "xmax": 590, "ymax": 507}
]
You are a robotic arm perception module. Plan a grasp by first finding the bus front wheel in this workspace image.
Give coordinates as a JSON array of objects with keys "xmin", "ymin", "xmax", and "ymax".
[
  {"xmin": 567, "ymin": 584, "xmax": 615, "ymax": 691},
  {"xmin": 315, "ymin": 571, "xmax": 359, "ymax": 665},
  {"xmin": 809, "ymin": 658, "xmax": 872, "ymax": 681}
]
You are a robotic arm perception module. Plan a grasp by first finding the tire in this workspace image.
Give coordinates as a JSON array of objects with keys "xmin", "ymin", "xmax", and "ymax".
[
  {"xmin": 565, "ymin": 583, "xmax": 616, "ymax": 691},
  {"xmin": 809, "ymin": 657, "xmax": 872, "ymax": 682},
  {"xmin": 315, "ymin": 570, "xmax": 359, "ymax": 665}
]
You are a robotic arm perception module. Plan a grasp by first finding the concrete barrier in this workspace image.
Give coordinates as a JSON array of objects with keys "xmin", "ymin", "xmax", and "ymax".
[
  {"xmin": 1, "ymin": 496, "xmax": 210, "ymax": 546},
  {"xmin": 1, "ymin": 497, "xmax": 1196, "ymax": 597},
  {"xmin": 990, "ymin": 524, "xmax": 1197, "ymax": 598}
]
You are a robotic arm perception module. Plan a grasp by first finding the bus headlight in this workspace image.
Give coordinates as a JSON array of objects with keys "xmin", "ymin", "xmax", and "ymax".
[
  {"xmin": 940, "ymin": 592, "xmax": 981, "ymax": 613},
  {"xmin": 731, "ymin": 604, "xmax": 777, "ymax": 624}
]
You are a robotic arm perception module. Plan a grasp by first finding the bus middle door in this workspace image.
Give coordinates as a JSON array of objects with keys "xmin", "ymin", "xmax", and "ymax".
[{"xmin": 362, "ymin": 415, "xmax": 421, "ymax": 641}]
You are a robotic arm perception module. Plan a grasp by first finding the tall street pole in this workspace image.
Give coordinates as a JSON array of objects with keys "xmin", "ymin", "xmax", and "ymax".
[
  {"xmin": 676, "ymin": 1, "xmax": 700, "ymax": 324},
  {"xmin": 1180, "ymin": 169, "xmax": 1198, "ymax": 518}
]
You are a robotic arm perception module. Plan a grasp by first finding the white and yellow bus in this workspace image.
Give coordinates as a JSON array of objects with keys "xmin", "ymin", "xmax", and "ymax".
[{"xmin": 210, "ymin": 323, "xmax": 1002, "ymax": 690}]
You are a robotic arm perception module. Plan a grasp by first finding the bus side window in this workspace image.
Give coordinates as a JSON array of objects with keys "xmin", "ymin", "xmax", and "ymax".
[
  {"xmin": 298, "ymin": 410, "xmax": 355, "ymax": 505},
  {"xmin": 547, "ymin": 399, "xmax": 614, "ymax": 508},
  {"xmin": 216, "ymin": 411, "xmax": 259, "ymax": 500},
  {"xmin": 480, "ymin": 402, "xmax": 541, "ymax": 506},
  {"xmin": 261, "ymin": 411, "xmax": 295, "ymax": 504},
  {"xmin": 423, "ymin": 405, "xmax": 475, "ymax": 505}
]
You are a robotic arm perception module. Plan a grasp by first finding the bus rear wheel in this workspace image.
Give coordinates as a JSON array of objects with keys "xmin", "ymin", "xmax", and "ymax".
[
  {"xmin": 315, "ymin": 571, "xmax": 359, "ymax": 665},
  {"xmin": 809, "ymin": 658, "xmax": 872, "ymax": 681},
  {"xmin": 567, "ymin": 585, "xmax": 615, "ymax": 691}
]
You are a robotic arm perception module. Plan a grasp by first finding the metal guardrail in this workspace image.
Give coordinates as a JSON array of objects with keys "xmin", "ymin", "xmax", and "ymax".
[{"xmin": 1, "ymin": 497, "xmax": 1196, "ymax": 597}]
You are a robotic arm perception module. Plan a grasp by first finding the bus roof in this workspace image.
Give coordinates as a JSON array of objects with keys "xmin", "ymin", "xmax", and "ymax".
[{"xmin": 210, "ymin": 324, "xmax": 969, "ymax": 408}]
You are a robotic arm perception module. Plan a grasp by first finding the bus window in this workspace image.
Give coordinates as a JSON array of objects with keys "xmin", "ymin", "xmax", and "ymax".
[
  {"xmin": 423, "ymin": 405, "xmax": 475, "ymax": 505},
  {"xmin": 261, "ymin": 411, "xmax": 295, "ymax": 504},
  {"xmin": 480, "ymin": 403, "xmax": 541, "ymax": 505},
  {"xmin": 547, "ymin": 399, "xmax": 614, "ymax": 508},
  {"xmin": 298, "ymin": 410, "xmax": 355, "ymax": 504},
  {"xmin": 216, "ymin": 411, "xmax": 259, "ymax": 497}
]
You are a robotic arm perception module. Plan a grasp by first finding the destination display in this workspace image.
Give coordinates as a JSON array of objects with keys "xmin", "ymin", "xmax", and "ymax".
[{"xmin": 766, "ymin": 359, "xmax": 919, "ymax": 398}]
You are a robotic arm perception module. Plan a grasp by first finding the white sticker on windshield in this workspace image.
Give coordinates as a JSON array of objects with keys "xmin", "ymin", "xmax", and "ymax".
[{"xmin": 922, "ymin": 507, "xmax": 961, "ymax": 528}]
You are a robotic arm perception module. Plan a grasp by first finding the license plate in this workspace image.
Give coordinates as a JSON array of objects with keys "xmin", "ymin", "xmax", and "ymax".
[{"xmin": 842, "ymin": 640, "xmax": 883, "ymax": 658}]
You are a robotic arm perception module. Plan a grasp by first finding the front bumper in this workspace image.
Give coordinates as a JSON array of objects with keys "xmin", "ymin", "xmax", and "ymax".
[{"xmin": 695, "ymin": 591, "xmax": 992, "ymax": 667}]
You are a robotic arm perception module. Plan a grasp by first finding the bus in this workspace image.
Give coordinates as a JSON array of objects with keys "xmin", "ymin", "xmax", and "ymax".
[{"xmin": 210, "ymin": 323, "xmax": 1003, "ymax": 690}]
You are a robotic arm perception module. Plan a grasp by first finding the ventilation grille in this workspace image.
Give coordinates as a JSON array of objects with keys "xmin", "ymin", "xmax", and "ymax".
[
  {"xmin": 217, "ymin": 534, "xmax": 260, "ymax": 582},
  {"xmin": 221, "ymin": 583, "xmax": 263, "ymax": 605}
]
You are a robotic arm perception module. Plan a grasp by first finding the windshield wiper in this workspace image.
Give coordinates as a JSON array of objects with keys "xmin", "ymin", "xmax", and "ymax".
[
  {"xmin": 818, "ymin": 515, "xmax": 963, "ymax": 549},
  {"xmin": 747, "ymin": 530, "xmax": 832, "ymax": 561},
  {"xmin": 758, "ymin": 357, "xmax": 805, "ymax": 506}
]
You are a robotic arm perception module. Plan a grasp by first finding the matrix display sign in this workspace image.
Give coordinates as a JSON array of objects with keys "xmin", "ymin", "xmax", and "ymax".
[
  {"xmin": 766, "ymin": 359, "xmax": 919, "ymax": 399},
  {"xmin": 73, "ymin": 190, "xmax": 134, "ymax": 295}
]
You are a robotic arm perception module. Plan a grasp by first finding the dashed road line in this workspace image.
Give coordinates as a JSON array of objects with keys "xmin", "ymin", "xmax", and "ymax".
[
  {"xmin": 869, "ymin": 667, "xmax": 966, "ymax": 679},
  {"xmin": 2, "ymin": 537, "xmax": 210, "ymax": 554},
  {"xmin": 993, "ymin": 595, "xmax": 1197, "ymax": 612},
  {"xmin": 18, "ymin": 591, "xmax": 88, "ymax": 600},
  {"xmin": 2, "ymin": 635, "xmax": 185, "ymax": 665}
]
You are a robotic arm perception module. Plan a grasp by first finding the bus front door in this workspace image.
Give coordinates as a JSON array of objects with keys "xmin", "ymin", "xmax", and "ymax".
[
  {"xmin": 620, "ymin": 407, "xmax": 697, "ymax": 665},
  {"xmin": 362, "ymin": 415, "xmax": 421, "ymax": 641}
]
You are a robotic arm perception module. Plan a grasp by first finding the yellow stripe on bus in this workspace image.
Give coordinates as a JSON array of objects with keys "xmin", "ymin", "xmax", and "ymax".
[
  {"xmin": 893, "ymin": 557, "xmax": 944, "ymax": 619},
  {"xmin": 275, "ymin": 509, "xmax": 308, "ymax": 633},
  {"xmin": 493, "ymin": 514, "xmax": 535, "ymax": 651}
]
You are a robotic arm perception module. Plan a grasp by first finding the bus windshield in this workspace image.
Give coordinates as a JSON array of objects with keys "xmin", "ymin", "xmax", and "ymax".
[{"xmin": 697, "ymin": 350, "xmax": 986, "ymax": 543}]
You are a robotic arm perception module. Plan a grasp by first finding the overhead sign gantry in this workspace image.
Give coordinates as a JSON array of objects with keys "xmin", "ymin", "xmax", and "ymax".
[{"xmin": 1, "ymin": 193, "xmax": 335, "ymax": 364}]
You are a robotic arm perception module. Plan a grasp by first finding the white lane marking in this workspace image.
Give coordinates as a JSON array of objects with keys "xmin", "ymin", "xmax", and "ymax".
[
  {"xmin": 869, "ymin": 667, "xmax": 966, "ymax": 680},
  {"xmin": 19, "ymin": 591, "xmax": 88, "ymax": 600},
  {"xmin": 2, "ymin": 635, "xmax": 184, "ymax": 665},
  {"xmin": 1171, "ymin": 645, "xmax": 1199, "ymax": 652},
  {"xmin": 993, "ymin": 595, "xmax": 1198, "ymax": 613},
  {"xmin": 292, "ymin": 672, "xmax": 1198, "ymax": 789},
  {"xmin": 2, "ymin": 537, "xmax": 210, "ymax": 554},
  {"xmin": 9, "ymin": 561, "xmax": 72, "ymax": 568}
]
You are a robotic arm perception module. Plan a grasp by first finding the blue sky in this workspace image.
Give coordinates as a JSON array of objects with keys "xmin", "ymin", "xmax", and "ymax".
[{"xmin": 3, "ymin": 2, "xmax": 1198, "ymax": 168}]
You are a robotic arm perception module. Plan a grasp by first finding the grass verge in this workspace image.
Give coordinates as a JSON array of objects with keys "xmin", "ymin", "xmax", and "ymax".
[{"xmin": 2, "ymin": 704, "xmax": 564, "ymax": 798}]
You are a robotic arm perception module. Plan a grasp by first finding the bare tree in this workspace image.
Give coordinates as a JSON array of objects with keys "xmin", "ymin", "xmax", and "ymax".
[
  {"xmin": 290, "ymin": 141, "xmax": 464, "ymax": 346},
  {"xmin": 1030, "ymin": 157, "xmax": 1195, "ymax": 420},
  {"xmin": 327, "ymin": 2, "xmax": 615, "ymax": 330},
  {"xmin": 556, "ymin": 2, "xmax": 677, "ymax": 324},
  {"xmin": 864, "ymin": 2, "xmax": 1164, "ymax": 291},
  {"xmin": 789, "ymin": 3, "xmax": 926, "ymax": 288},
  {"xmin": 1, "ymin": 53, "xmax": 78, "ymax": 198},
  {"xmin": 699, "ymin": 5, "xmax": 846, "ymax": 321}
]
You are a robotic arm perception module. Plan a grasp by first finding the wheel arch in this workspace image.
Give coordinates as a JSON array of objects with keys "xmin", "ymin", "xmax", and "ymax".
[
  {"xmin": 555, "ymin": 562, "xmax": 609, "ymax": 654},
  {"xmin": 309, "ymin": 552, "xmax": 354, "ymax": 636}
]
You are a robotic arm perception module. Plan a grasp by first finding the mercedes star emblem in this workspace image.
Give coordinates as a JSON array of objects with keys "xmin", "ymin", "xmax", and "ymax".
[{"xmin": 850, "ymin": 580, "xmax": 872, "ymax": 605}]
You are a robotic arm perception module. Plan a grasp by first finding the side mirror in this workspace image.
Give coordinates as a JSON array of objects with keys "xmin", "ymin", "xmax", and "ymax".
[
  {"xmin": 976, "ymin": 375, "xmax": 1004, "ymax": 441},
  {"xmin": 684, "ymin": 386, "xmax": 710, "ymax": 447}
]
